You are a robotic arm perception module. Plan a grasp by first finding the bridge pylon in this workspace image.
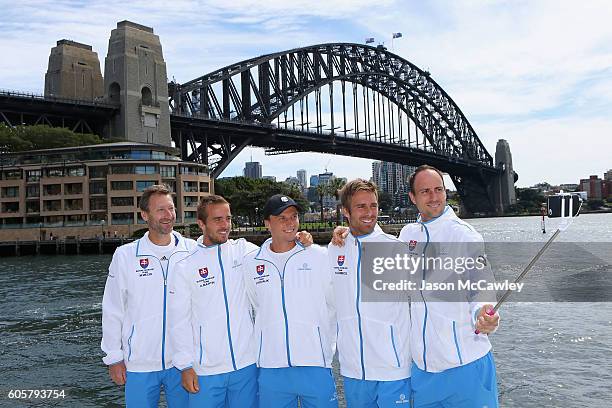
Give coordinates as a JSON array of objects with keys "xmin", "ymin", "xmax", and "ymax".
[{"xmin": 103, "ymin": 21, "xmax": 171, "ymax": 145}]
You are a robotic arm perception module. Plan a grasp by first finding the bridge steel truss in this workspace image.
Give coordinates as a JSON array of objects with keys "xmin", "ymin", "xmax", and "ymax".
[
  {"xmin": 170, "ymin": 43, "xmax": 501, "ymax": 213},
  {"xmin": 0, "ymin": 90, "xmax": 118, "ymax": 136}
]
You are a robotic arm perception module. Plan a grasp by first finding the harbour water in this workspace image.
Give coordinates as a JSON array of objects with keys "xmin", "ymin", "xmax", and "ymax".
[{"xmin": 0, "ymin": 213, "xmax": 611, "ymax": 407}]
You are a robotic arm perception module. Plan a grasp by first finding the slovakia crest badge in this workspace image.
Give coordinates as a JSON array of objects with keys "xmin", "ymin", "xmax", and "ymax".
[
  {"xmin": 256, "ymin": 265, "xmax": 265, "ymax": 275},
  {"xmin": 199, "ymin": 267, "xmax": 209, "ymax": 278},
  {"xmin": 139, "ymin": 258, "xmax": 149, "ymax": 269},
  {"xmin": 409, "ymin": 240, "xmax": 417, "ymax": 251},
  {"xmin": 337, "ymin": 255, "xmax": 345, "ymax": 266}
]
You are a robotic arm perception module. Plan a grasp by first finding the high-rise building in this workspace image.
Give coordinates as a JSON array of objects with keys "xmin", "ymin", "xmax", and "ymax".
[
  {"xmin": 243, "ymin": 161, "xmax": 262, "ymax": 179},
  {"xmin": 318, "ymin": 172, "xmax": 338, "ymax": 208},
  {"xmin": 578, "ymin": 175, "xmax": 604, "ymax": 199},
  {"xmin": 372, "ymin": 161, "xmax": 416, "ymax": 208},
  {"xmin": 284, "ymin": 177, "xmax": 300, "ymax": 187},
  {"xmin": 297, "ymin": 169, "xmax": 307, "ymax": 189},
  {"xmin": 310, "ymin": 175, "xmax": 319, "ymax": 187}
]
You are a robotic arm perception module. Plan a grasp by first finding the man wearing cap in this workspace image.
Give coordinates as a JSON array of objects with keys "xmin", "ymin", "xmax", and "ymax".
[
  {"xmin": 168, "ymin": 195, "xmax": 313, "ymax": 408},
  {"xmin": 243, "ymin": 194, "xmax": 337, "ymax": 408}
]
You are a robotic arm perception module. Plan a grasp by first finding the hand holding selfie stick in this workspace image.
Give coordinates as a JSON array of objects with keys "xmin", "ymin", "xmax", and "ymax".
[{"xmin": 475, "ymin": 192, "xmax": 582, "ymax": 334}]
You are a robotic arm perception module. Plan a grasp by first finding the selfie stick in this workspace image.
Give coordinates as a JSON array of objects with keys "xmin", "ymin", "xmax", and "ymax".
[{"xmin": 475, "ymin": 193, "xmax": 582, "ymax": 334}]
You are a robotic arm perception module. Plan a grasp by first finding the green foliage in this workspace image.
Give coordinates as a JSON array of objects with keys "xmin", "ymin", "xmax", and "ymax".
[
  {"xmin": 215, "ymin": 177, "xmax": 309, "ymax": 223},
  {"xmin": 0, "ymin": 124, "xmax": 103, "ymax": 152},
  {"xmin": 587, "ymin": 199, "xmax": 604, "ymax": 210},
  {"xmin": 511, "ymin": 188, "xmax": 546, "ymax": 213},
  {"xmin": 378, "ymin": 189, "xmax": 394, "ymax": 212}
]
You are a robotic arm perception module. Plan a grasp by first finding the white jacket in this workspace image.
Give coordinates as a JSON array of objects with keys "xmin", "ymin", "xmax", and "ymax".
[
  {"xmin": 328, "ymin": 227, "xmax": 411, "ymax": 381},
  {"xmin": 399, "ymin": 205, "xmax": 494, "ymax": 373},
  {"xmin": 243, "ymin": 240, "xmax": 335, "ymax": 369},
  {"xmin": 168, "ymin": 238, "xmax": 259, "ymax": 376},
  {"xmin": 101, "ymin": 231, "xmax": 197, "ymax": 372}
]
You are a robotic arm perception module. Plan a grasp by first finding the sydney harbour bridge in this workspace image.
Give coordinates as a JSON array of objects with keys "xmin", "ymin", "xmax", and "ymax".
[{"xmin": 0, "ymin": 22, "xmax": 516, "ymax": 215}]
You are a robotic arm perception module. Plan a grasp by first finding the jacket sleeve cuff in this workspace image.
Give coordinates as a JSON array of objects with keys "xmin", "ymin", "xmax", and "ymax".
[
  {"xmin": 172, "ymin": 352, "xmax": 194, "ymax": 371},
  {"xmin": 103, "ymin": 351, "xmax": 124, "ymax": 366}
]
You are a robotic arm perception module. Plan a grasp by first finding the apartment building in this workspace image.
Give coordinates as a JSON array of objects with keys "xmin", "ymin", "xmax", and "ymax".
[{"xmin": 0, "ymin": 142, "xmax": 211, "ymax": 240}]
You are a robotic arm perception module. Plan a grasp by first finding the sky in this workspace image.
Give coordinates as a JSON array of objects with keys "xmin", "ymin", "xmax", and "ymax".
[{"xmin": 0, "ymin": 0, "xmax": 610, "ymax": 188}]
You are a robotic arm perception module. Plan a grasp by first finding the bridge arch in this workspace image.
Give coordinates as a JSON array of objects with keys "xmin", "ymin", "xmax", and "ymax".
[
  {"xmin": 171, "ymin": 43, "xmax": 492, "ymax": 167},
  {"xmin": 169, "ymin": 43, "xmax": 514, "ymax": 214}
]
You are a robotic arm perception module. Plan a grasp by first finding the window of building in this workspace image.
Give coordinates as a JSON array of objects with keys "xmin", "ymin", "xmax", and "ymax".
[
  {"xmin": 135, "ymin": 165, "xmax": 157, "ymax": 175},
  {"xmin": 111, "ymin": 165, "xmax": 133, "ymax": 174},
  {"xmin": 112, "ymin": 212, "xmax": 134, "ymax": 225},
  {"xmin": 1, "ymin": 202, "xmax": 19, "ymax": 213},
  {"xmin": 2, "ymin": 170, "xmax": 22, "ymax": 180},
  {"xmin": 64, "ymin": 199, "xmax": 83, "ymax": 211},
  {"xmin": 141, "ymin": 86, "xmax": 153, "ymax": 106},
  {"xmin": 64, "ymin": 183, "xmax": 83, "ymax": 195},
  {"xmin": 152, "ymin": 151, "xmax": 168, "ymax": 160},
  {"xmin": 46, "ymin": 168, "xmax": 64, "ymax": 177},
  {"xmin": 183, "ymin": 181, "xmax": 198, "ymax": 193},
  {"xmin": 180, "ymin": 166, "xmax": 198, "ymax": 175},
  {"xmin": 43, "ymin": 200, "xmax": 61, "ymax": 212},
  {"xmin": 200, "ymin": 182, "xmax": 210, "ymax": 193},
  {"xmin": 45, "ymin": 215, "xmax": 63, "ymax": 225},
  {"xmin": 66, "ymin": 214, "xmax": 86, "ymax": 225},
  {"xmin": 131, "ymin": 150, "xmax": 150, "ymax": 160},
  {"xmin": 89, "ymin": 213, "xmax": 106, "ymax": 222},
  {"xmin": 111, "ymin": 181, "xmax": 133, "ymax": 191},
  {"xmin": 184, "ymin": 211, "xmax": 197, "ymax": 222},
  {"xmin": 26, "ymin": 201, "xmax": 40, "ymax": 213},
  {"xmin": 90, "ymin": 197, "xmax": 107, "ymax": 211},
  {"xmin": 111, "ymin": 196, "xmax": 134, "ymax": 207},
  {"xmin": 89, "ymin": 166, "xmax": 108, "ymax": 178},
  {"xmin": 43, "ymin": 184, "xmax": 62, "ymax": 196},
  {"xmin": 26, "ymin": 169, "xmax": 42, "ymax": 182},
  {"xmin": 164, "ymin": 181, "xmax": 176, "ymax": 193},
  {"xmin": 160, "ymin": 166, "xmax": 176, "ymax": 178},
  {"xmin": 67, "ymin": 167, "xmax": 86, "ymax": 177},
  {"xmin": 1, "ymin": 186, "xmax": 19, "ymax": 198},
  {"xmin": 26, "ymin": 185, "xmax": 40, "ymax": 198},
  {"xmin": 90, "ymin": 181, "xmax": 107, "ymax": 195},
  {"xmin": 136, "ymin": 180, "xmax": 156, "ymax": 192},
  {"xmin": 184, "ymin": 196, "xmax": 199, "ymax": 207}
]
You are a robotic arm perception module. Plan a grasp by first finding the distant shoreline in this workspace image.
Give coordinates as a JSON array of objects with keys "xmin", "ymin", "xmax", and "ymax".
[{"xmin": 464, "ymin": 208, "xmax": 611, "ymax": 219}]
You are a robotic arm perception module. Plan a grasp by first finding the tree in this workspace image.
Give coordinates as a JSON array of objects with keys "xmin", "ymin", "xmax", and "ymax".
[
  {"xmin": 378, "ymin": 190, "xmax": 394, "ymax": 212},
  {"xmin": 0, "ymin": 124, "xmax": 103, "ymax": 153},
  {"xmin": 316, "ymin": 183, "xmax": 327, "ymax": 223},
  {"xmin": 327, "ymin": 177, "xmax": 346, "ymax": 225},
  {"xmin": 587, "ymin": 199, "xmax": 604, "ymax": 211},
  {"xmin": 215, "ymin": 177, "xmax": 309, "ymax": 225}
]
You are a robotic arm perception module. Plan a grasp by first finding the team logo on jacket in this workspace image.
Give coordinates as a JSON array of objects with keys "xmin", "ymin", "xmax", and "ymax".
[
  {"xmin": 139, "ymin": 258, "xmax": 149, "ymax": 269},
  {"xmin": 199, "ymin": 267, "xmax": 209, "ymax": 278},
  {"xmin": 408, "ymin": 240, "xmax": 417, "ymax": 251},
  {"xmin": 337, "ymin": 255, "xmax": 345, "ymax": 266},
  {"xmin": 256, "ymin": 264, "xmax": 265, "ymax": 275}
]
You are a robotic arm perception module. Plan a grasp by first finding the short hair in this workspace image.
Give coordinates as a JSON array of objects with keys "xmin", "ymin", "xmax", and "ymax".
[
  {"xmin": 197, "ymin": 195, "xmax": 229, "ymax": 222},
  {"xmin": 408, "ymin": 165, "xmax": 445, "ymax": 192},
  {"xmin": 139, "ymin": 184, "xmax": 172, "ymax": 212},
  {"xmin": 339, "ymin": 178, "xmax": 379, "ymax": 210}
]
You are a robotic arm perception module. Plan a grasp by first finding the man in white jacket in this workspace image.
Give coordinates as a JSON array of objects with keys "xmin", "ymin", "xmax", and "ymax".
[
  {"xmin": 243, "ymin": 194, "xmax": 337, "ymax": 408},
  {"xmin": 399, "ymin": 165, "xmax": 500, "ymax": 408},
  {"xmin": 101, "ymin": 184, "xmax": 197, "ymax": 407},
  {"xmin": 169, "ymin": 194, "xmax": 314, "ymax": 408},
  {"xmin": 329, "ymin": 179, "xmax": 412, "ymax": 407}
]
